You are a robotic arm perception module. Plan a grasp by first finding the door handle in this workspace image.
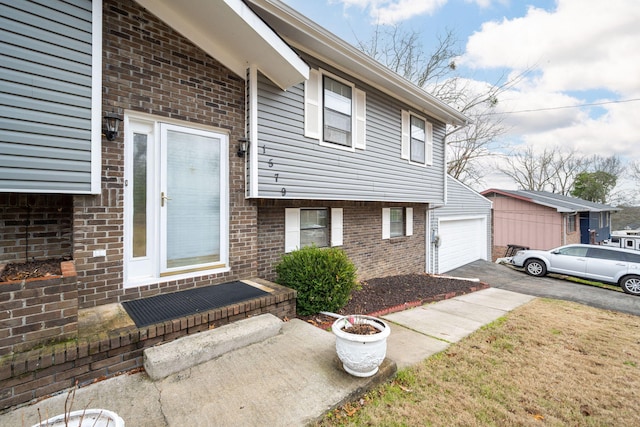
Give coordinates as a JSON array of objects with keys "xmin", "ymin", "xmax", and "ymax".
[{"xmin": 161, "ymin": 192, "xmax": 172, "ymax": 207}]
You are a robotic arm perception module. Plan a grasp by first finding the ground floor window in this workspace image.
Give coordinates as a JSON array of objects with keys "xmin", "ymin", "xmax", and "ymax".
[
  {"xmin": 124, "ymin": 115, "xmax": 229, "ymax": 287},
  {"xmin": 382, "ymin": 207, "xmax": 413, "ymax": 239},
  {"xmin": 389, "ymin": 207, "xmax": 405, "ymax": 237},
  {"xmin": 285, "ymin": 208, "xmax": 343, "ymax": 252},
  {"xmin": 300, "ymin": 208, "xmax": 329, "ymax": 247}
]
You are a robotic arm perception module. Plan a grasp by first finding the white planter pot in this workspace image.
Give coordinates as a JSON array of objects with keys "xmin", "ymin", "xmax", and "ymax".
[
  {"xmin": 331, "ymin": 315, "xmax": 391, "ymax": 377},
  {"xmin": 32, "ymin": 409, "xmax": 124, "ymax": 427}
]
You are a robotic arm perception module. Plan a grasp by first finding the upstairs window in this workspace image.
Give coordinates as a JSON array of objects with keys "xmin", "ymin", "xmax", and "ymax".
[
  {"xmin": 323, "ymin": 76, "xmax": 352, "ymax": 147},
  {"xmin": 304, "ymin": 69, "xmax": 366, "ymax": 150},
  {"xmin": 401, "ymin": 111, "xmax": 433, "ymax": 165},
  {"xmin": 410, "ymin": 116, "xmax": 426, "ymax": 163}
]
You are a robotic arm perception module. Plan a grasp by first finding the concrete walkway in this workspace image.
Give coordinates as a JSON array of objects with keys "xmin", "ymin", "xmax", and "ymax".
[{"xmin": 1, "ymin": 288, "xmax": 534, "ymax": 427}]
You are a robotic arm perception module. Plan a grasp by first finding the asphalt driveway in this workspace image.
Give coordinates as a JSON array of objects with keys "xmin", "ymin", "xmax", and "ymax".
[{"xmin": 448, "ymin": 260, "xmax": 640, "ymax": 317}]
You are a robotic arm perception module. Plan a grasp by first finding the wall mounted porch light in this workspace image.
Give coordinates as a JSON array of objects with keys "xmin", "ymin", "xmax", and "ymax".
[
  {"xmin": 104, "ymin": 110, "xmax": 122, "ymax": 141},
  {"xmin": 237, "ymin": 137, "xmax": 248, "ymax": 157}
]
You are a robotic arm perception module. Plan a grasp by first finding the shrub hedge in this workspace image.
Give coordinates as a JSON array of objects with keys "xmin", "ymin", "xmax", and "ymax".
[{"xmin": 275, "ymin": 246, "xmax": 358, "ymax": 316}]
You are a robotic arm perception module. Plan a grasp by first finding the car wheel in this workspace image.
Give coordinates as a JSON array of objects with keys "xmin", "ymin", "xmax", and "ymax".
[
  {"xmin": 524, "ymin": 259, "xmax": 547, "ymax": 277},
  {"xmin": 620, "ymin": 275, "xmax": 640, "ymax": 296}
]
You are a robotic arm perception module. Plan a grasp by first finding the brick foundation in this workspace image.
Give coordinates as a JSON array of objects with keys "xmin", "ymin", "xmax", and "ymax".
[{"xmin": 0, "ymin": 262, "xmax": 78, "ymax": 357}]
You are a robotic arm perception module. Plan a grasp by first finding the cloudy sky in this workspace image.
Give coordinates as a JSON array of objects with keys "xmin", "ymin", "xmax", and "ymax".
[{"xmin": 282, "ymin": 0, "xmax": 640, "ymax": 196}]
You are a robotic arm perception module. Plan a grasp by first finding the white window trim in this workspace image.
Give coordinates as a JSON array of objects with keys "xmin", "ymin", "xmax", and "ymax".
[
  {"xmin": 401, "ymin": 110, "xmax": 433, "ymax": 166},
  {"xmin": 285, "ymin": 208, "xmax": 301, "ymax": 253},
  {"xmin": 354, "ymin": 89, "xmax": 366, "ymax": 150},
  {"xmin": 285, "ymin": 207, "xmax": 343, "ymax": 252},
  {"xmin": 382, "ymin": 208, "xmax": 391, "ymax": 240},
  {"xmin": 406, "ymin": 207, "xmax": 414, "ymax": 236},
  {"xmin": 304, "ymin": 69, "xmax": 321, "ymax": 140},
  {"xmin": 382, "ymin": 207, "xmax": 413, "ymax": 240},
  {"xmin": 90, "ymin": 0, "xmax": 103, "ymax": 194},
  {"xmin": 304, "ymin": 69, "xmax": 366, "ymax": 151}
]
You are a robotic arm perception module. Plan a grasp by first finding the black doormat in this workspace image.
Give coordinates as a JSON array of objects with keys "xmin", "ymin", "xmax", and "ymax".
[{"xmin": 122, "ymin": 281, "xmax": 268, "ymax": 328}]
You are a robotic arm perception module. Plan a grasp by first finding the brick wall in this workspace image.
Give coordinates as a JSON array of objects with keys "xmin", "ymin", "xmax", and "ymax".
[
  {"xmin": 565, "ymin": 232, "xmax": 581, "ymax": 245},
  {"xmin": 345, "ymin": 204, "xmax": 425, "ymax": 279},
  {"xmin": 561, "ymin": 213, "xmax": 580, "ymax": 245},
  {"xmin": 72, "ymin": 0, "xmax": 257, "ymax": 308},
  {"xmin": 0, "ymin": 262, "xmax": 77, "ymax": 357},
  {"xmin": 257, "ymin": 200, "xmax": 426, "ymax": 282},
  {"xmin": 0, "ymin": 281, "xmax": 295, "ymax": 411},
  {"xmin": 492, "ymin": 245, "xmax": 509, "ymax": 261},
  {"xmin": 0, "ymin": 194, "xmax": 72, "ymax": 264}
]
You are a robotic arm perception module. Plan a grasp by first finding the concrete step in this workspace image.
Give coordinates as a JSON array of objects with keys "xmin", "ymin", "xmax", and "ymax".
[{"xmin": 143, "ymin": 314, "xmax": 283, "ymax": 380}]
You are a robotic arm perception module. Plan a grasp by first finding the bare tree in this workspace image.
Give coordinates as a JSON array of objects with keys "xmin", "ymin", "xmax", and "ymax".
[
  {"xmin": 500, "ymin": 148, "xmax": 627, "ymax": 201},
  {"xmin": 629, "ymin": 161, "xmax": 640, "ymax": 203},
  {"xmin": 548, "ymin": 148, "xmax": 588, "ymax": 195},
  {"xmin": 447, "ymin": 106, "xmax": 504, "ymax": 186},
  {"xmin": 498, "ymin": 146, "xmax": 559, "ymax": 191},
  {"xmin": 356, "ymin": 26, "xmax": 522, "ymax": 186},
  {"xmin": 631, "ymin": 161, "xmax": 640, "ymax": 181},
  {"xmin": 357, "ymin": 26, "xmax": 459, "ymax": 90},
  {"xmin": 586, "ymin": 155, "xmax": 625, "ymax": 177}
]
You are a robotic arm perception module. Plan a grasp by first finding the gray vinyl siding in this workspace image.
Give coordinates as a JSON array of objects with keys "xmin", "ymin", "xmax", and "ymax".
[
  {"xmin": 440, "ymin": 176, "xmax": 492, "ymax": 216},
  {"xmin": 0, "ymin": 0, "xmax": 96, "ymax": 193},
  {"xmin": 254, "ymin": 67, "xmax": 447, "ymax": 203}
]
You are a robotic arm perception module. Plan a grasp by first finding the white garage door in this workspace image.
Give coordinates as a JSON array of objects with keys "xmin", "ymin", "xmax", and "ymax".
[{"xmin": 438, "ymin": 217, "xmax": 487, "ymax": 273}]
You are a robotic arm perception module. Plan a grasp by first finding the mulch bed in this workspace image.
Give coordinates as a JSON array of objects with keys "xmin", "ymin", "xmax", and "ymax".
[
  {"xmin": 299, "ymin": 273, "xmax": 489, "ymax": 329},
  {"xmin": 0, "ymin": 258, "xmax": 64, "ymax": 282}
]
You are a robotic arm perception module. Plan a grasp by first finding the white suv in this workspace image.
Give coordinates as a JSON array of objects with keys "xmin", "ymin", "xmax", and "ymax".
[{"xmin": 511, "ymin": 244, "xmax": 640, "ymax": 296}]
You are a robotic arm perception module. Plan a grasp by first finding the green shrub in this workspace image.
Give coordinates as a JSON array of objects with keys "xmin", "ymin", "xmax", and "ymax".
[{"xmin": 275, "ymin": 246, "xmax": 358, "ymax": 316}]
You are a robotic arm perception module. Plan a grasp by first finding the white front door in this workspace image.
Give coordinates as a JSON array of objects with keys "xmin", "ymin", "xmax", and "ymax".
[{"xmin": 124, "ymin": 116, "xmax": 229, "ymax": 287}]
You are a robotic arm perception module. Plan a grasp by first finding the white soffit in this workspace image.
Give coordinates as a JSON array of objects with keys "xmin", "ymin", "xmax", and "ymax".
[{"xmin": 135, "ymin": 0, "xmax": 308, "ymax": 89}]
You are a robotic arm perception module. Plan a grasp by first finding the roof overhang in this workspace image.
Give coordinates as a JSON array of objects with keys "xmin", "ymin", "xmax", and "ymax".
[
  {"xmin": 482, "ymin": 189, "xmax": 573, "ymax": 212},
  {"xmin": 246, "ymin": 0, "xmax": 469, "ymax": 127},
  {"xmin": 135, "ymin": 0, "xmax": 309, "ymax": 89},
  {"xmin": 481, "ymin": 189, "xmax": 620, "ymax": 213}
]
